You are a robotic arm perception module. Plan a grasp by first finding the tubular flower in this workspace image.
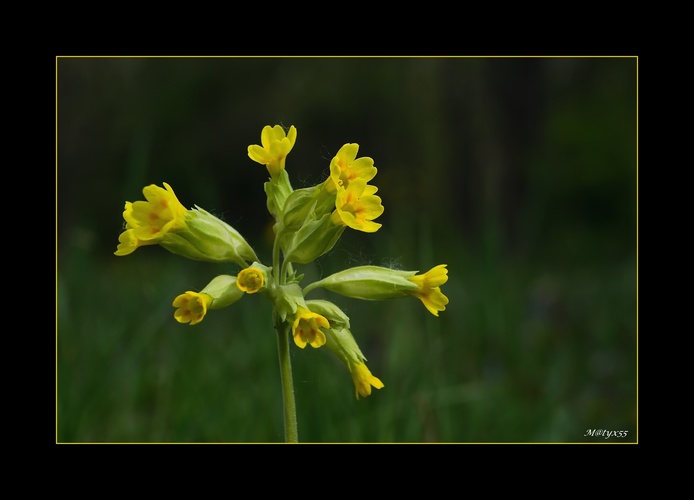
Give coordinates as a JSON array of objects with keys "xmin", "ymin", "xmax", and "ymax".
[
  {"xmin": 115, "ymin": 182, "xmax": 188, "ymax": 256},
  {"xmin": 292, "ymin": 307, "xmax": 330, "ymax": 349},
  {"xmin": 171, "ymin": 275, "xmax": 245, "ymax": 325},
  {"xmin": 237, "ymin": 266, "xmax": 265, "ymax": 294},
  {"xmin": 309, "ymin": 301, "xmax": 385, "ymax": 400},
  {"xmin": 330, "ymin": 178, "xmax": 384, "ymax": 233},
  {"xmin": 406, "ymin": 264, "xmax": 450, "ymax": 316},
  {"xmin": 349, "ymin": 361, "xmax": 384, "ymax": 400},
  {"xmin": 172, "ymin": 291, "xmax": 213, "ymax": 326},
  {"xmin": 115, "ymin": 183, "xmax": 258, "ymax": 265},
  {"xmin": 326, "ymin": 143, "xmax": 377, "ymax": 193},
  {"xmin": 199, "ymin": 274, "xmax": 245, "ymax": 309},
  {"xmin": 248, "ymin": 125, "xmax": 297, "ymax": 179},
  {"xmin": 303, "ymin": 265, "xmax": 418, "ymax": 299}
]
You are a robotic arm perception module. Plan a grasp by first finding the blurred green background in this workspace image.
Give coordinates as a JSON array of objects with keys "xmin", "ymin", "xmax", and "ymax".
[{"xmin": 56, "ymin": 56, "xmax": 637, "ymax": 443}]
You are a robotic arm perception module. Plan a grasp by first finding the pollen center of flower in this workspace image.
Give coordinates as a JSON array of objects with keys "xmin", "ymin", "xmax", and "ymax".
[
  {"xmin": 237, "ymin": 268, "xmax": 264, "ymax": 294},
  {"xmin": 247, "ymin": 273, "xmax": 260, "ymax": 287},
  {"xmin": 342, "ymin": 201, "xmax": 365, "ymax": 219},
  {"xmin": 299, "ymin": 321, "xmax": 324, "ymax": 345}
]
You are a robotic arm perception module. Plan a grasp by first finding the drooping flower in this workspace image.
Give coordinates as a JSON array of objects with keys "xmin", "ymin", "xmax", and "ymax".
[
  {"xmin": 248, "ymin": 125, "xmax": 297, "ymax": 179},
  {"xmin": 292, "ymin": 307, "xmax": 330, "ymax": 349},
  {"xmin": 115, "ymin": 182, "xmax": 188, "ymax": 256},
  {"xmin": 172, "ymin": 291, "xmax": 213, "ymax": 326},
  {"xmin": 406, "ymin": 264, "xmax": 450, "ymax": 316},
  {"xmin": 349, "ymin": 361, "xmax": 384, "ymax": 400},
  {"xmin": 331, "ymin": 178, "xmax": 384, "ymax": 233},
  {"xmin": 305, "ymin": 300, "xmax": 384, "ymax": 400},
  {"xmin": 237, "ymin": 266, "xmax": 265, "ymax": 294},
  {"xmin": 326, "ymin": 143, "xmax": 377, "ymax": 193}
]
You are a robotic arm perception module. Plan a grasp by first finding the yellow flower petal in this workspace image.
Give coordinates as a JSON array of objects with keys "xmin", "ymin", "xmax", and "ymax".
[
  {"xmin": 333, "ymin": 179, "xmax": 384, "ymax": 233},
  {"xmin": 350, "ymin": 362, "xmax": 384, "ymax": 400},
  {"xmin": 292, "ymin": 307, "xmax": 329, "ymax": 349},
  {"xmin": 115, "ymin": 183, "xmax": 188, "ymax": 255},
  {"xmin": 328, "ymin": 143, "xmax": 377, "ymax": 192},
  {"xmin": 407, "ymin": 265, "xmax": 450, "ymax": 316},
  {"xmin": 248, "ymin": 125, "xmax": 297, "ymax": 178},
  {"xmin": 114, "ymin": 229, "xmax": 141, "ymax": 256},
  {"xmin": 172, "ymin": 291, "xmax": 213, "ymax": 326},
  {"xmin": 418, "ymin": 287, "xmax": 450, "ymax": 316}
]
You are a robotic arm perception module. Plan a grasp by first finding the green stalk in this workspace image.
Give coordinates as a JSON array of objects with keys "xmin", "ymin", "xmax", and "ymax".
[
  {"xmin": 272, "ymin": 229, "xmax": 298, "ymax": 442},
  {"xmin": 302, "ymin": 280, "xmax": 320, "ymax": 296},
  {"xmin": 275, "ymin": 312, "xmax": 298, "ymax": 443}
]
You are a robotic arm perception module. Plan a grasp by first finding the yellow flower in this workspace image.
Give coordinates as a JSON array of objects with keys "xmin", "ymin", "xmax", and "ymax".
[
  {"xmin": 326, "ymin": 143, "xmax": 377, "ymax": 193},
  {"xmin": 292, "ymin": 307, "xmax": 330, "ymax": 349},
  {"xmin": 330, "ymin": 178, "xmax": 384, "ymax": 233},
  {"xmin": 406, "ymin": 264, "xmax": 450, "ymax": 316},
  {"xmin": 172, "ymin": 291, "xmax": 213, "ymax": 326},
  {"xmin": 115, "ymin": 182, "xmax": 188, "ymax": 256},
  {"xmin": 247, "ymin": 125, "xmax": 297, "ymax": 179},
  {"xmin": 349, "ymin": 361, "xmax": 384, "ymax": 400},
  {"xmin": 236, "ymin": 266, "xmax": 265, "ymax": 294},
  {"xmin": 114, "ymin": 184, "xmax": 258, "ymax": 265},
  {"xmin": 171, "ymin": 275, "xmax": 246, "ymax": 326}
]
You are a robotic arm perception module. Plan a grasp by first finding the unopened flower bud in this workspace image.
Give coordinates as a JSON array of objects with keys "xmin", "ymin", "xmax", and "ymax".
[{"xmin": 280, "ymin": 212, "xmax": 346, "ymax": 264}]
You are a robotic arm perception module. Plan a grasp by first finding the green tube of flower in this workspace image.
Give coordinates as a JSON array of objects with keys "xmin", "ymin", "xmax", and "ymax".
[
  {"xmin": 304, "ymin": 264, "xmax": 450, "ymax": 317},
  {"xmin": 263, "ymin": 169, "xmax": 294, "ymax": 219},
  {"xmin": 281, "ymin": 182, "xmax": 336, "ymax": 231},
  {"xmin": 304, "ymin": 299, "xmax": 350, "ymax": 329},
  {"xmin": 304, "ymin": 265, "xmax": 419, "ymax": 299},
  {"xmin": 305, "ymin": 300, "xmax": 383, "ymax": 399},
  {"xmin": 202, "ymin": 274, "xmax": 246, "ymax": 309},
  {"xmin": 264, "ymin": 282, "xmax": 307, "ymax": 322},
  {"xmin": 114, "ymin": 183, "xmax": 258, "ymax": 267},
  {"xmin": 168, "ymin": 206, "xmax": 258, "ymax": 267},
  {"xmin": 172, "ymin": 274, "xmax": 245, "ymax": 326},
  {"xmin": 281, "ymin": 212, "xmax": 346, "ymax": 265}
]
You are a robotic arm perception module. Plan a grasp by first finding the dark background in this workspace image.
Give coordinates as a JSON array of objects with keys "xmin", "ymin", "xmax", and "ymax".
[{"xmin": 57, "ymin": 56, "xmax": 637, "ymax": 443}]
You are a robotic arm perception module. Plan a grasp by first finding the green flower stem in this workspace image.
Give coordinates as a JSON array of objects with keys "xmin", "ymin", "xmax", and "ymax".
[
  {"xmin": 272, "ymin": 225, "xmax": 298, "ymax": 442},
  {"xmin": 302, "ymin": 281, "xmax": 320, "ymax": 296},
  {"xmin": 280, "ymin": 258, "xmax": 290, "ymax": 285},
  {"xmin": 275, "ymin": 311, "xmax": 298, "ymax": 443},
  {"xmin": 272, "ymin": 229, "xmax": 281, "ymax": 286}
]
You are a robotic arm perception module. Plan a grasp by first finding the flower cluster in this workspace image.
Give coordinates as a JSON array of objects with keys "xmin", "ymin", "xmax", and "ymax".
[{"xmin": 115, "ymin": 124, "xmax": 449, "ymax": 400}]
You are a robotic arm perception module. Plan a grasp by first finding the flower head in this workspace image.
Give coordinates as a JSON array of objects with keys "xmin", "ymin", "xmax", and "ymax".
[
  {"xmin": 115, "ymin": 182, "xmax": 188, "ymax": 256},
  {"xmin": 292, "ymin": 307, "xmax": 330, "ymax": 349},
  {"xmin": 327, "ymin": 143, "xmax": 377, "ymax": 193},
  {"xmin": 248, "ymin": 125, "xmax": 297, "ymax": 179},
  {"xmin": 172, "ymin": 291, "xmax": 213, "ymax": 326},
  {"xmin": 350, "ymin": 361, "xmax": 384, "ymax": 399},
  {"xmin": 406, "ymin": 264, "xmax": 450, "ymax": 316},
  {"xmin": 331, "ymin": 178, "xmax": 384, "ymax": 233},
  {"xmin": 237, "ymin": 266, "xmax": 265, "ymax": 294}
]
